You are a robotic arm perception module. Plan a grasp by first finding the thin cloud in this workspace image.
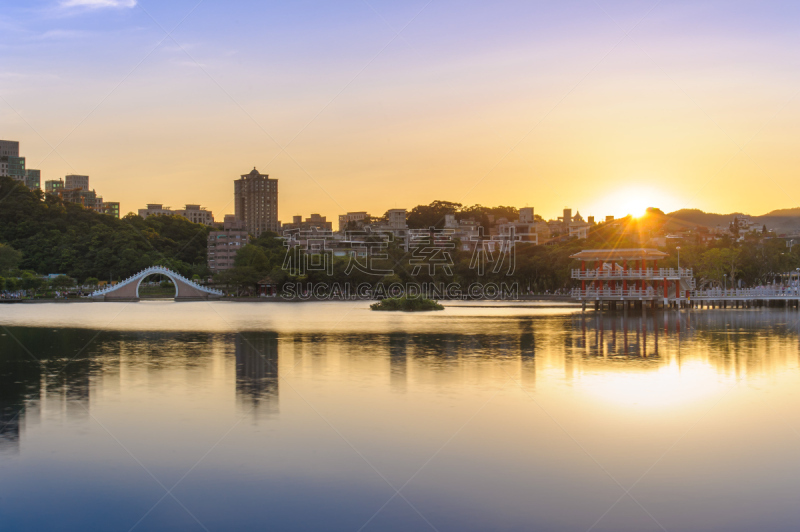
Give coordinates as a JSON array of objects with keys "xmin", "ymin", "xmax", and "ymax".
[
  {"xmin": 60, "ymin": 0, "xmax": 137, "ymax": 8},
  {"xmin": 36, "ymin": 29, "xmax": 88, "ymax": 40}
]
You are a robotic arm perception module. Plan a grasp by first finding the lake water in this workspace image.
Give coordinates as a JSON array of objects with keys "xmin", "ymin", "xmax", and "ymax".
[{"xmin": 2, "ymin": 301, "xmax": 800, "ymax": 531}]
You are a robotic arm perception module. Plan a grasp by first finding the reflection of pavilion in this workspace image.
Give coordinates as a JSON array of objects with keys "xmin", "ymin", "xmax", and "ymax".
[
  {"xmin": 235, "ymin": 333, "xmax": 279, "ymax": 413},
  {"xmin": 571, "ymin": 313, "xmax": 688, "ymax": 359}
]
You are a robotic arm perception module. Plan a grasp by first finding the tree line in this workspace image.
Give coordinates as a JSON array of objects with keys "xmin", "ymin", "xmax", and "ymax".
[
  {"xmin": 0, "ymin": 176, "xmax": 210, "ymax": 286},
  {"xmin": 3, "ymin": 179, "xmax": 800, "ymax": 296}
]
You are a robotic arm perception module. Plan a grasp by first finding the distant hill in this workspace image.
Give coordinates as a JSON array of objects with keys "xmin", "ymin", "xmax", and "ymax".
[{"xmin": 664, "ymin": 208, "xmax": 800, "ymax": 234}]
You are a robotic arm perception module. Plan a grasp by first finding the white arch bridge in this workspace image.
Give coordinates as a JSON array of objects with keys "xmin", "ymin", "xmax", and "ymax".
[{"xmin": 90, "ymin": 266, "xmax": 223, "ymax": 301}]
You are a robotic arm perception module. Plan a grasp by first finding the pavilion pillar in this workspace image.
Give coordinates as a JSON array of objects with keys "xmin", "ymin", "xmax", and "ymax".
[
  {"xmin": 622, "ymin": 259, "xmax": 627, "ymax": 292},
  {"xmin": 581, "ymin": 261, "xmax": 586, "ymax": 292},
  {"xmin": 663, "ymin": 277, "xmax": 668, "ymax": 299}
]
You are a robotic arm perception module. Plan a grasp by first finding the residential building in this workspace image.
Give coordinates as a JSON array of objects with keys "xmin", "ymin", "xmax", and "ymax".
[
  {"xmin": 568, "ymin": 212, "xmax": 590, "ymax": 239},
  {"xmin": 175, "ymin": 204, "xmax": 214, "ymax": 225},
  {"xmin": 0, "ymin": 141, "xmax": 39, "ymax": 190},
  {"xmin": 61, "ymin": 188, "xmax": 98, "ymax": 208},
  {"xmin": 45, "ymin": 179, "xmax": 64, "ymax": 195},
  {"xmin": 386, "ymin": 209, "xmax": 407, "ymax": 231},
  {"xmin": 234, "ymin": 167, "xmax": 279, "ymax": 237},
  {"xmin": 0, "ymin": 140, "xmax": 19, "ymax": 157},
  {"xmin": 24, "ymin": 169, "xmax": 40, "ymax": 190},
  {"xmin": 99, "ymin": 202, "xmax": 120, "ymax": 219},
  {"xmin": 208, "ymin": 215, "xmax": 250, "ymax": 273},
  {"xmin": 559, "ymin": 208, "xmax": 572, "ymax": 226},
  {"xmin": 497, "ymin": 207, "xmax": 541, "ymax": 244},
  {"xmin": 282, "ymin": 213, "xmax": 332, "ymax": 232},
  {"xmin": 65, "ymin": 174, "xmax": 89, "ymax": 191},
  {"xmin": 338, "ymin": 211, "xmax": 369, "ymax": 232},
  {"xmin": 138, "ymin": 204, "xmax": 173, "ymax": 218},
  {"xmin": 137, "ymin": 203, "xmax": 214, "ymax": 224}
]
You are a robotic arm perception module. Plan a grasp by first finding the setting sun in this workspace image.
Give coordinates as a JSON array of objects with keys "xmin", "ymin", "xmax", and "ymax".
[{"xmin": 592, "ymin": 185, "xmax": 681, "ymax": 219}]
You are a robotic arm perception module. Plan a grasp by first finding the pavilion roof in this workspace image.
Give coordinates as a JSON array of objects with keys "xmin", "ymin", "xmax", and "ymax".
[{"xmin": 569, "ymin": 248, "xmax": 668, "ymax": 261}]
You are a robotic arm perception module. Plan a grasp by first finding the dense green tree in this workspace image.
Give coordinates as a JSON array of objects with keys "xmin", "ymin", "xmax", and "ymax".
[
  {"xmin": 407, "ymin": 200, "xmax": 462, "ymax": 229},
  {"xmin": 0, "ymin": 176, "xmax": 210, "ymax": 281},
  {"xmin": 0, "ymin": 243, "xmax": 22, "ymax": 273},
  {"xmin": 49, "ymin": 275, "xmax": 75, "ymax": 290}
]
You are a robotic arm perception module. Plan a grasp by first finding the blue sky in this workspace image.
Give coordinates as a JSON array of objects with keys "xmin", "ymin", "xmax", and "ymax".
[{"xmin": 2, "ymin": 1, "xmax": 800, "ymax": 221}]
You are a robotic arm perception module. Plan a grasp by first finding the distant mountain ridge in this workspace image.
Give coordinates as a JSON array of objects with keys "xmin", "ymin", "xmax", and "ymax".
[{"xmin": 666, "ymin": 208, "xmax": 800, "ymax": 233}]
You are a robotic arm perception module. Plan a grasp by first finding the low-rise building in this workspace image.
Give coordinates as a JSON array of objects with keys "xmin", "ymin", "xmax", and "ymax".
[
  {"xmin": 282, "ymin": 213, "xmax": 332, "ymax": 232},
  {"xmin": 176, "ymin": 204, "xmax": 214, "ymax": 225},
  {"xmin": 208, "ymin": 215, "xmax": 250, "ymax": 273},
  {"xmin": 61, "ymin": 188, "xmax": 98, "ymax": 208},
  {"xmin": 99, "ymin": 202, "xmax": 120, "ymax": 219},
  {"xmin": 45, "ymin": 179, "xmax": 65, "ymax": 195},
  {"xmin": 138, "ymin": 204, "xmax": 173, "ymax": 218},
  {"xmin": 338, "ymin": 211, "xmax": 370, "ymax": 232},
  {"xmin": 138, "ymin": 203, "xmax": 214, "ymax": 224}
]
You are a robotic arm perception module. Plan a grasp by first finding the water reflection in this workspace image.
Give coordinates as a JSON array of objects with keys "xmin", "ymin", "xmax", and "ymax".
[
  {"xmin": 4, "ymin": 312, "xmax": 800, "ymax": 454},
  {"xmin": 235, "ymin": 332, "xmax": 279, "ymax": 414},
  {"xmin": 3, "ymin": 308, "xmax": 800, "ymax": 531}
]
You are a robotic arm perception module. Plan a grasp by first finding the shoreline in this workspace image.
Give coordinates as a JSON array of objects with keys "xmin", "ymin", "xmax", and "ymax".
[{"xmin": 0, "ymin": 295, "xmax": 576, "ymax": 304}]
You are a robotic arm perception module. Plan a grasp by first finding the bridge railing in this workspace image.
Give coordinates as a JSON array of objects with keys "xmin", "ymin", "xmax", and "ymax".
[
  {"xmin": 571, "ymin": 288, "xmax": 667, "ymax": 298},
  {"xmin": 571, "ymin": 267, "xmax": 693, "ymax": 279},
  {"xmin": 690, "ymin": 288, "xmax": 800, "ymax": 299},
  {"xmin": 90, "ymin": 266, "xmax": 223, "ymax": 297}
]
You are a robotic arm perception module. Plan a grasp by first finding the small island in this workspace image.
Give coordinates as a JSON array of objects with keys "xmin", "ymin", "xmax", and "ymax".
[{"xmin": 370, "ymin": 296, "xmax": 444, "ymax": 311}]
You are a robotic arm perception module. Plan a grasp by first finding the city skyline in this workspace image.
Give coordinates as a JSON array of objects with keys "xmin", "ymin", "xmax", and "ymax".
[{"xmin": 2, "ymin": 1, "xmax": 800, "ymax": 222}]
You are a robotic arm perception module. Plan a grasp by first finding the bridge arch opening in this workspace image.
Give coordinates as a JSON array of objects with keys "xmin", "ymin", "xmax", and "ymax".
[{"xmin": 136, "ymin": 272, "xmax": 179, "ymax": 299}]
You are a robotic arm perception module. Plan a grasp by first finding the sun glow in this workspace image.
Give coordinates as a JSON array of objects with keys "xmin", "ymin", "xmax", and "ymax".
[
  {"xmin": 577, "ymin": 362, "xmax": 723, "ymax": 409},
  {"xmin": 593, "ymin": 185, "xmax": 681, "ymax": 219}
]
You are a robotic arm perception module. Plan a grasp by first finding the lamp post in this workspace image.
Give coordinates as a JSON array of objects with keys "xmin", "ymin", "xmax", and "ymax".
[
  {"xmin": 676, "ymin": 246, "xmax": 681, "ymax": 272},
  {"xmin": 724, "ymin": 273, "xmax": 727, "ymax": 293}
]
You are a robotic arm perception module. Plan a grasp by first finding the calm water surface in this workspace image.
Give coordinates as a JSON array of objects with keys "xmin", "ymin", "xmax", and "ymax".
[{"xmin": 2, "ymin": 301, "xmax": 800, "ymax": 531}]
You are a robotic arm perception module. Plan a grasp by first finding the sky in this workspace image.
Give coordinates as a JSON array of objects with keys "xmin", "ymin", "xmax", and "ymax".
[{"xmin": 1, "ymin": 0, "xmax": 800, "ymax": 222}]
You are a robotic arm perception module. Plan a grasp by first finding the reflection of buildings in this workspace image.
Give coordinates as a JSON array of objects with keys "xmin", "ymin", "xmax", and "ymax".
[
  {"xmin": 0, "ymin": 403, "xmax": 21, "ymax": 452},
  {"xmin": 0, "ymin": 328, "xmax": 93, "ymax": 453},
  {"xmin": 235, "ymin": 333, "xmax": 279, "ymax": 414},
  {"xmin": 389, "ymin": 333, "xmax": 408, "ymax": 393}
]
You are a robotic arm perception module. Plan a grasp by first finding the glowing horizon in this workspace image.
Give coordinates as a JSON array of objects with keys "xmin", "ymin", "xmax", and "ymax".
[{"xmin": 2, "ymin": 1, "xmax": 799, "ymax": 223}]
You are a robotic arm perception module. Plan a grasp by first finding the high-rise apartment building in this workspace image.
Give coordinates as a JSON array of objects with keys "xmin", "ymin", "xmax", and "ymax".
[
  {"xmin": 65, "ymin": 174, "xmax": 90, "ymax": 191},
  {"xmin": 234, "ymin": 168, "xmax": 278, "ymax": 236},
  {"xmin": 0, "ymin": 141, "xmax": 40, "ymax": 190},
  {"xmin": 0, "ymin": 140, "xmax": 19, "ymax": 157}
]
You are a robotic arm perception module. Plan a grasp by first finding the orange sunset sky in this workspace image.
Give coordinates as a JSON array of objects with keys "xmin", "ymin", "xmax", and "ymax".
[{"xmin": 2, "ymin": 1, "xmax": 799, "ymax": 222}]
